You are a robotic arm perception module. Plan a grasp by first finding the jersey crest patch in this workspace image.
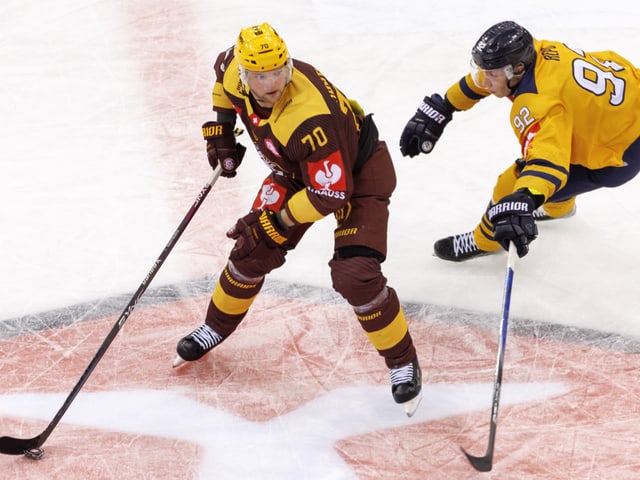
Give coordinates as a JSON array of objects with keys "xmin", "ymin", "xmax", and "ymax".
[
  {"xmin": 252, "ymin": 180, "xmax": 286, "ymax": 211},
  {"xmin": 263, "ymin": 138, "xmax": 281, "ymax": 158}
]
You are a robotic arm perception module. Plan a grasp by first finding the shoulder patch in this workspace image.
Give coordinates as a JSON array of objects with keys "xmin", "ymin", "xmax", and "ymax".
[{"xmin": 307, "ymin": 151, "xmax": 347, "ymax": 191}]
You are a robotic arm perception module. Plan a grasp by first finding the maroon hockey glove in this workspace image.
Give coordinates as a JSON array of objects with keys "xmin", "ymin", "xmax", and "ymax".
[
  {"xmin": 202, "ymin": 121, "xmax": 246, "ymax": 178},
  {"xmin": 399, "ymin": 94, "xmax": 454, "ymax": 157},
  {"xmin": 226, "ymin": 210, "xmax": 289, "ymax": 276},
  {"xmin": 487, "ymin": 190, "xmax": 539, "ymax": 257}
]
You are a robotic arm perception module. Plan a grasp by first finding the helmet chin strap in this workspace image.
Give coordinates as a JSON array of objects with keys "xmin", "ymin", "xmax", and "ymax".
[
  {"xmin": 507, "ymin": 77, "xmax": 520, "ymax": 95},
  {"xmin": 506, "ymin": 64, "xmax": 526, "ymax": 95}
]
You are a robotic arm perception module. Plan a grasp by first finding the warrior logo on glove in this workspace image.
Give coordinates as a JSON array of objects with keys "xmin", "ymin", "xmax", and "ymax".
[
  {"xmin": 399, "ymin": 94, "xmax": 455, "ymax": 157},
  {"xmin": 487, "ymin": 200, "xmax": 532, "ymax": 218},
  {"xmin": 487, "ymin": 190, "xmax": 539, "ymax": 258}
]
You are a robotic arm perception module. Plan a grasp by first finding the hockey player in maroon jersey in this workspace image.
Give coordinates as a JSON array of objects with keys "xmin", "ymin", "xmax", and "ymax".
[
  {"xmin": 400, "ymin": 21, "xmax": 640, "ymax": 261},
  {"xmin": 174, "ymin": 23, "xmax": 422, "ymax": 416}
]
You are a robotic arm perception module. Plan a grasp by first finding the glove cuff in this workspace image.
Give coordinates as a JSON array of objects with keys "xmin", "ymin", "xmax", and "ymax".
[
  {"xmin": 487, "ymin": 191, "xmax": 536, "ymax": 222},
  {"xmin": 259, "ymin": 210, "xmax": 288, "ymax": 245},
  {"xmin": 202, "ymin": 121, "xmax": 234, "ymax": 142}
]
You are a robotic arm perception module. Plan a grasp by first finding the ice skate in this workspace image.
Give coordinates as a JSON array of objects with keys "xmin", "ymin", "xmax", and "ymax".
[
  {"xmin": 433, "ymin": 231, "xmax": 494, "ymax": 262},
  {"xmin": 390, "ymin": 357, "xmax": 423, "ymax": 417},
  {"xmin": 173, "ymin": 324, "xmax": 224, "ymax": 368},
  {"xmin": 532, "ymin": 204, "xmax": 577, "ymax": 221}
]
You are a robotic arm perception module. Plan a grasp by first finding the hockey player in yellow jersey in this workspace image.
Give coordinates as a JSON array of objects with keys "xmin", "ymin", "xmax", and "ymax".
[
  {"xmin": 400, "ymin": 20, "xmax": 640, "ymax": 261},
  {"xmin": 174, "ymin": 23, "xmax": 422, "ymax": 416}
]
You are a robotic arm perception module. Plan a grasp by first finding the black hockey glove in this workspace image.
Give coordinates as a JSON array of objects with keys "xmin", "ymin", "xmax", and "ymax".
[
  {"xmin": 399, "ymin": 94, "xmax": 454, "ymax": 157},
  {"xmin": 202, "ymin": 121, "xmax": 247, "ymax": 178},
  {"xmin": 487, "ymin": 190, "xmax": 539, "ymax": 258}
]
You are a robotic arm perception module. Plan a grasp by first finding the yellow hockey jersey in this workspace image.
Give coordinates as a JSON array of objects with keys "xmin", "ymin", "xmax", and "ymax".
[{"xmin": 445, "ymin": 39, "xmax": 640, "ymax": 201}]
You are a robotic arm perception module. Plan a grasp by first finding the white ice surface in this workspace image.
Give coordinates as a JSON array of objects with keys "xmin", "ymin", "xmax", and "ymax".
[
  {"xmin": 2, "ymin": 1, "xmax": 640, "ymax": 478},
  {"xmin": 2, "ymin": 0, "xmax": 639, "ymax": 337},
  {"xmin": 0, "ymin": 382, "xmax": 567, "ymax": 479}
]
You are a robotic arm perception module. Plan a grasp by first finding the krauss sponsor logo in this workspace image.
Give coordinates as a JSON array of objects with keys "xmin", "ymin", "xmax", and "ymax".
[
  {"xmin": 313, "ymin": 160, "xmax": 342, "ymax": 188},
  {"xmin": 259, "ymin": 183, "xmax": 282, "ymax": 208},
  {"xmin": 307, "ymin": 152, "xmax": 347, "ymax": 192},
  {"xmin": 307, "ymin": 186, "xmax": 346, "ymax": 199}
]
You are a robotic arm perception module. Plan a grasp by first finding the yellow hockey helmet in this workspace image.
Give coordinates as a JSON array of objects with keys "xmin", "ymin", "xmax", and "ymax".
[{"xmin": 234, "ymin": 23, "xmax": 289, "ymax": 72}]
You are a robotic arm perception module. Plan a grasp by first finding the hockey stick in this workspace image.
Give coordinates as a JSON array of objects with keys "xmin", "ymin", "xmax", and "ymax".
[
  {"xmin": 0, "ymin": 166, "xmax": 222, "ymax": 459},
  {"xmin": 461, "ymin": 241, "xmax": 517, "ymax": 472}
]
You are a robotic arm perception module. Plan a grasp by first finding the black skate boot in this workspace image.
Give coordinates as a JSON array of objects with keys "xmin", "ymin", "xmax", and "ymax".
[
  {"xmin": 433, "ymin": 231, "xmax": 494, "ymax": 262},
  {"xmin": 390, "ymin": 357, "xmax": 423, "ymax": 417},
  {"xmin": 173, "ymin": 324, "xmax": 223, "ymax": 368}
]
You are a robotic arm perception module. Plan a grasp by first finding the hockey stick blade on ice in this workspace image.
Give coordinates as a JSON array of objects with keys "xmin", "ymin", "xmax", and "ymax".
[
  {"xmin": 461, "ymin": 242, "xmax": 517, "ymax": 472},
  {"xmin": 0, "ymin": 166, "xmax": 222, "ymax": 459}
]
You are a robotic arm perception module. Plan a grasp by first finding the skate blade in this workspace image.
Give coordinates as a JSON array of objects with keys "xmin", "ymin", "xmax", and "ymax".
[
  {"xmin": 401, "ymin": 389, "xmax": 423, "ymax": 417},
  {"xmin": 172, "ymin": 354, "xmax": 188, "ymax": 368}
]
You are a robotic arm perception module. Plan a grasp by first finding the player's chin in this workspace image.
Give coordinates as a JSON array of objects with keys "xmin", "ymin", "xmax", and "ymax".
[
  {"xmin": 490, "ymin": 90, "xmax": 510, "ymax": 98},
  {"xmin": 264, "ymin": 90, "xmax": 283, "ymax": 103}
]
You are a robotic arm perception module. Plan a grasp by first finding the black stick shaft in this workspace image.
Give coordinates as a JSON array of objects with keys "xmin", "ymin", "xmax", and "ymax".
[{"xmin": 0, "ymin": 167, "xmax": 222, "ymax": 455}]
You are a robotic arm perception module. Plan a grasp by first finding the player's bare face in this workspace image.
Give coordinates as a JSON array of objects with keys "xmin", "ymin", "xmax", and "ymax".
[
  {"xmin": 245, "ymin": 66, "xmax": 288, "ymax": 108},
  {"xmin": 472, "ymin": 67, "xmax": 512, "ymax": 97},
  {"xmin": 470, "ymin": 61, "xmax": 518, "ymax": 98}
]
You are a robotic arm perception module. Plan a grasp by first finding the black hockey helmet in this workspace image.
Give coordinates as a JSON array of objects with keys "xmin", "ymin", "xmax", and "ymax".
[{"xmin": 471, "ymin": 21, "xmax": 535, "ymax": 71}]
